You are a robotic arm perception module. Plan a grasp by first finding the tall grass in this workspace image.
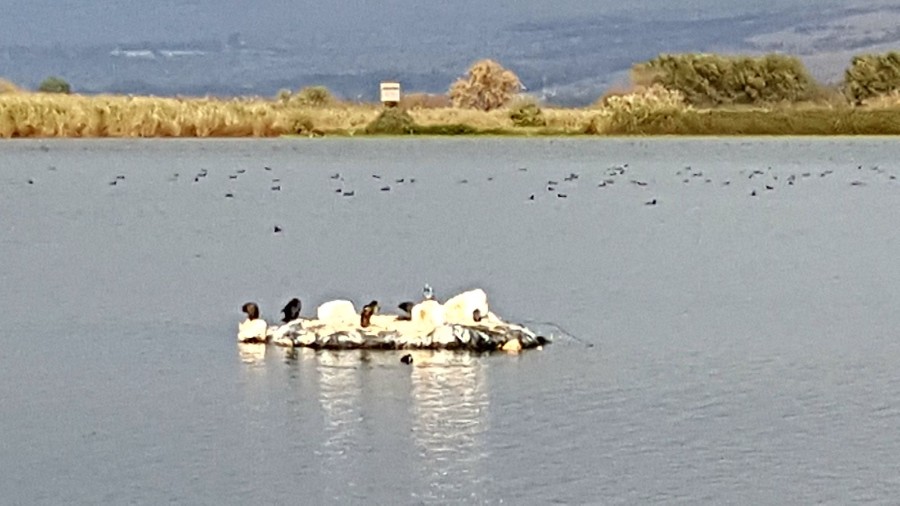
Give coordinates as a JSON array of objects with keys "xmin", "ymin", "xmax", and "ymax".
[
  {"xmin": 0, "ymin": 93, "xmax": 385, "ymax": 138},
  {"xmin": 1, "ymin": 87, "xmax": 899, "ymax": 138}
]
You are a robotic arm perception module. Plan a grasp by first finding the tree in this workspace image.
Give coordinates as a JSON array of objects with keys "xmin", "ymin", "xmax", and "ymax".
[
  {"xmin": 38, "ymin": 76, "xmax": 71, "ymax": 94},
  {"xmin": 449, "ymin": 59, "xmax": 522, "ymax": 111}
]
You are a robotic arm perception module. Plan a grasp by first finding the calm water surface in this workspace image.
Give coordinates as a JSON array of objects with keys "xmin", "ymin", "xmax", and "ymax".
[{"xmin": 2, "ymin": 138, "xmax": 900, "ymax": 504}]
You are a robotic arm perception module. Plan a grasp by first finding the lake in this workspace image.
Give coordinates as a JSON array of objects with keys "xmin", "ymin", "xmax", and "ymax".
[{"xmin": 2, "ymin": 137, "xmax": 899, "ymax": 504}]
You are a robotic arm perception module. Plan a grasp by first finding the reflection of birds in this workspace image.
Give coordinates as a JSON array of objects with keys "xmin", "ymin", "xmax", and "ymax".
[
  {"xmin": 281, "ymin": 298, "xmax": 302, "ymax": 323},
  {"xmin": 400, "ymin": 354, "xmax": 413, "ymax": 365}
]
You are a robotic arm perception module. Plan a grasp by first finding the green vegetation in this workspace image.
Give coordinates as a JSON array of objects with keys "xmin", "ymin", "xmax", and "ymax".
[
  {"xmin": 844, "ymin": 52, "xmax": 900, "ymax": 105},
  {"xmin": 603, "ymin": 108, "xmax": 900, "ymax": 136},
  {"xmin": 3, "ymin": 50, "xmax": 900, "ymax": 138},
  {"xmin": 508, "ymin": 96, "xmax": 546, "ymax": 127},
  {"xmin": 633, "ymin": 53, "xmax": 818, "ymax": 106},
  {"xmin": 290, "ymin": 86, "xmax": 334, "ymax": 107},
  {"xmin": 38, "ymin": 76, "xmax": 71, "ymax": 94},
  {"xmin": 364, "ymin": 107, "xmax": 418, "ymax": 134}
]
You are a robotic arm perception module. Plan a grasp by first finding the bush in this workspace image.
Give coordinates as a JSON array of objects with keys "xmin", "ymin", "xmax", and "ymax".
[
  {"xmin": 843, "ymin": 52, "xmax": 900, "ymax": 105},
  {"xmin": 291, "ymin": 86, "xmax": 333, "ymax": 107},
  {"xmin": 38, "ymin": 76, "xmax": 71, "ymax": 94},
  {"xmin": 508, "ymin": 96, "xmax": 546, "ymax": 127},
  {"xmin": 0, "ymin": 78, "xmax": 23, "ymax": 94},
  {"xmin": 364, "ymin": 108, "xmax": 418, "ymax": 134},
  {"xmin": 632, "ymin": 53, "xmax": 819, "ymax": 106},
  {"xmin": 449, "ymin": 59, "xmax": 522, "ymax": 111},
  {"xmin": 601, "ymin": 84, "xmax": 689, "ymax": 132},
  {"xmin": 399, "ymin": 93, "xmax": 451, "ymax": 110}
]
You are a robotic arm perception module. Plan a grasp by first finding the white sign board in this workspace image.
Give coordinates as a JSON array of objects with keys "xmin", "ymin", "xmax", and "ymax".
[{"xmin": 380, "ymin": 81, "xmax": 401, "ymax": 103}]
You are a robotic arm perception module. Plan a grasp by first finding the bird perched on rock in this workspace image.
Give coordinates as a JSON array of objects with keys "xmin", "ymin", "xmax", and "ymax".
[
  {"xmin": 281, "ymin": 298, "xmax": 302, "ymax": 323},
  {"xmin": 361, "ymin": 300, "xmax": 379, "ymax": 328}
]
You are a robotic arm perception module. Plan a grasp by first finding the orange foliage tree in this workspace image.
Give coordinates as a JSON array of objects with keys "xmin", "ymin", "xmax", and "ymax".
[{"xmin": 449, "ymin": 59, "xmax": 522, "ymax": 111}]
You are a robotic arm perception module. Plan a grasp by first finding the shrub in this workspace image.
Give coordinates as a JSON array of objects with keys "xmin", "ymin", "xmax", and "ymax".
[
  {"xmin": 507, "ymin": 96, "xmax": 546, "ymax": 127},
  {"xmin": 0, "ymin": 78, "xmax": 23, "ymax": 94},
  {"xmin": 399, "ymin": 93, "xmax": 451, "ymax": 110},
  {"xmin": 843, "ymin": 52, "xmax": 900, "ymax": 105},
  {"xmin": 364, "ymin": 107, "xmax": 417, "ymax": 134},
  {"xmin": 291, "ymin": 86, "xmax": 333, "ymax": 107},
  {"xmin": 449, "ymin": 59, "xmax": 522, "ymax": 111},
  {"xmin": 632, "ymin": 53, "xmax": 819, "ymax": 106},
  {"xmin": 38, "ymin": 76, "xmax": 71, "ymax": 94},
  {"xmin": 601, "ymin": 84, "xmax": 690, "ymax": 132},
  {"xmin": 276, "ymin": 88, "xmax": 292, "ymax": 104}
]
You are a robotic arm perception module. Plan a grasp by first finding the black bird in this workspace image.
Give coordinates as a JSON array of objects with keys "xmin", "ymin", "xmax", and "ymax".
[
  {"xmin": 242, "ymin": 302, "xmax": 261, "ymax": 320},
  {"xmin": 381, "ymin": 186, "xmax": 391, "ymax": 191},
  {"xmin": 229, "ymin": 175, "xmax": 238, "ymax": 179},
  {"xmin": 281, "ymin": 298, "xmax": 302, "ymax": 323},
  {"xmin": 400, "ymin": 354, "xmax": 413, "ymax": 365},
  {"xmin": 765, "ymin": 185, "xmax": 774, "ymax": 190},
  {"xmin": 750, "ymin": 190, "xmax": 757, "ymax": 196},
  {"xmin": 271, "ymin": 185, "xmax": 281, "ymax": 191},
  {"xmin": 395, "ymin": 178, "xmax": 405, "ymax": 183},
  {"xmin": 645, "ymin": 198, "xmax": 657, "ymax": 206},
  {"xmin": 28, "ymin": 179, "xmax": 34, "ymax": 185},
  {"xmin": 116, "ymin": 175, "xmax": 125, "ymax": 180},
  {"xmin": 237, "ymin": 169, "xmax": 246, "ymax": 174},
  {"xmin": 528, "ymin": 194, "xmax": 535, "ymax": 200},
  {"xmin": 330, "ymin": 173, "xmax": 341, "ymax": 180},
  {"xmin": 361, "ymin": 300, "xmax": 379, "ymax": 328},
  {"xmin": 225, "ymin": 193, "xmax": 234, "ymax": 198},
  {"xmin": 372, "ymin": 174, "xmax": 381, "ymax": 179},
  {"xmin": 397, "ymin": 301, "xmax": 415, "ymax": 321},
  {"xmin": 343, "ymin": 191, "xmax": 355, "ymax": 197},
  {"xmin": 108, "ymin": 180, "xmax": 117, "ymax": 186},
  {"xmin": 274, "ymin": 225, "xmax": 282, "ymax": 233},
  {"xmin": 264, "ymin": 166, "xmax": 272, "ymax": 171},
  {"xmin": 557, "ymin": 193, "xmax": 567, "ymax": 198}
]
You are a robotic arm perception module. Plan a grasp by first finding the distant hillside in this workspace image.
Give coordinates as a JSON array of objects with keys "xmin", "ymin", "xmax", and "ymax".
[{"xmin": 0, "ymin": 1, "xmax": 896, "ymax": 106}]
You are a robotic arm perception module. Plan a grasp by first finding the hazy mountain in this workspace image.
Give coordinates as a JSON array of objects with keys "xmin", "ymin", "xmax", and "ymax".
[{"xmin": 0, "ymin": 0, "xmax": 897, "ymax": 105}]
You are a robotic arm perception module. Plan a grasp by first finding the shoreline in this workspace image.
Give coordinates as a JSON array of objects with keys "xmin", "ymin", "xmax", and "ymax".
[{"xmin": 2, "ymin": 92, "xmax": 899, "ymax": 138}]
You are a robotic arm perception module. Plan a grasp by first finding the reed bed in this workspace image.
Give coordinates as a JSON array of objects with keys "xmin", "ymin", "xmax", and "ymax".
[{"xmin": 2, "ymin": 90, "xmax": 900, "ymax": 138}]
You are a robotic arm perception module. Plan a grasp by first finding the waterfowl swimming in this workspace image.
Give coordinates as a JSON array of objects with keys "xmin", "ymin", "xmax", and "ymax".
[
  {"xmin": 400, "ymin": 354, "xmax": 413, "ymax": 364},
  {"xmin": 360, "ymin": 300, "xmax": 379, "ymax": 328},
  {"xmin": 281, "ymin": 298, "xmax": 302, "ymax": 323}
]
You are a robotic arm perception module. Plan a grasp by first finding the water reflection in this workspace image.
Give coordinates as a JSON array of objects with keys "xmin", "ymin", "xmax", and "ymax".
[
  {"xmin": 314, "ymin": 350, "xmax": 364, "ymax": 462},
  {"xmin": 239, "ymin": 347, "xmax": 492, "ymax": 502},
  {"xmin": 237, "ymin": 342, "xmax": 267, "ymax": 365},
  {"xmin": 408, "ymin": 350, "xmax": 491, "ymax": 503}
]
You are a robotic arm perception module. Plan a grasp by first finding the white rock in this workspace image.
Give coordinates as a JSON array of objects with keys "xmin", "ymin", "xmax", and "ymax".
[
  {"xmin": 316, "ymin": 300, "xmax": 357, "ymax": 324},
  {"xmin": 443, "ymin": 288, "xmax": 489, "ymax": 324},
  {"xmin": 238, "ymin": 318, "xmax": 268, "ymax": 342}
]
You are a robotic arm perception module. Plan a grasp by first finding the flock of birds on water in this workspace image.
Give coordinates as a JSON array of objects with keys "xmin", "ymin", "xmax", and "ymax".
[{"xmin": 20, "ymin": 149, "xmax": 898, "ymax": 236}]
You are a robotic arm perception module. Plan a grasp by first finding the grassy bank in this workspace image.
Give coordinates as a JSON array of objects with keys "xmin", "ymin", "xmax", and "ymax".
[{"xmin": 1, "ymin": 91, "xmax": 899, "ymax": 138}]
